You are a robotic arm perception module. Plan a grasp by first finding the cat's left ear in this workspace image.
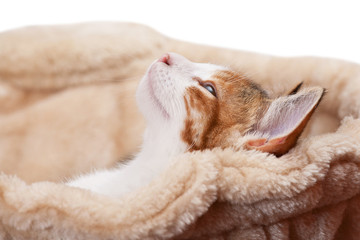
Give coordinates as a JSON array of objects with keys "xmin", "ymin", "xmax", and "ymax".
[{"xmin": 246, "ymin": 87, "xmax": 325, "ymax": 157}]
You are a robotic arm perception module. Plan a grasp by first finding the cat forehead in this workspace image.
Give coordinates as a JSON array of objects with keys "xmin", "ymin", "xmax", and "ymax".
[{"xmin": 191, "ymin": 62, "xmax": 228, "ymax": 80}]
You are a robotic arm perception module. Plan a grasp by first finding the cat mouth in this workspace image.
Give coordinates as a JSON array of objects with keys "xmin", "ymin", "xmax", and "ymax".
[{"xmin": 147, "ymin": 66, "xmax": 170, "ymax": 119}]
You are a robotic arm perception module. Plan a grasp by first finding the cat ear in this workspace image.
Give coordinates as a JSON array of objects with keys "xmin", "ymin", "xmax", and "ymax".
[{"xmin": 246, "ymin": 87, "xmax": 325, "ymax": 157}]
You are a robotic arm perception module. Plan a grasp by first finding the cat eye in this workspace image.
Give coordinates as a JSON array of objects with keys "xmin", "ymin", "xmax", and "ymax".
[
  {"xmin": 201, "ymin": 82, "xmax": 217, "ymax": 97},
  {"xmin": 193, "ymin": 77, "xmax": 218, "ymax": 98}
]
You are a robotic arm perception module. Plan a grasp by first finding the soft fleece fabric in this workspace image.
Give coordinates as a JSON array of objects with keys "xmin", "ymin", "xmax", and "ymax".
[{"xmin": 0, "ymin": 22, "xmax": 360, "ymax": 239}]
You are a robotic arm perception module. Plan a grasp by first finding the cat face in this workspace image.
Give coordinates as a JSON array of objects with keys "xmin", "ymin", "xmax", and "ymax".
[
  {"xmin": 137, "ymin": 53, "xmax": 324, "ymax": 156},
  {"xmin": 137, "ymin": 53, "xmax": 269, "ymax": 150}
]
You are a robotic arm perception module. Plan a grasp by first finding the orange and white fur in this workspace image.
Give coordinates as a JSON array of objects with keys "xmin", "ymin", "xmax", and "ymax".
[{"xmin": 67, "ymin": 53, "xmax": 324, "ymax": 197}]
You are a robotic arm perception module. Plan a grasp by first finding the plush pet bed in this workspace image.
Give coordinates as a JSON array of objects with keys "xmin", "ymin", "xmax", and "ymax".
[{"xmin": 0, "ymin": 22, "xmax": 360, "ymax": 239}]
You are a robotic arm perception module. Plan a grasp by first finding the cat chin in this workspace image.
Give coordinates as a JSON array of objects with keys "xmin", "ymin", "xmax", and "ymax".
[
  {"xmin": 148, "ymin": 74, "xmax": 170, "ymax": 119},
  {"xmin": 137, "ymin": 59, "xmax": 180, "ymax": 121},
  {"xmin": 136, "ymin": 72, "xmax": 171, "ymax": 124}
]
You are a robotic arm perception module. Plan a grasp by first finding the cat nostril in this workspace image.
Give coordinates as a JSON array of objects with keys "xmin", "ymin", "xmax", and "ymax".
[{"xmin": 158, "ymin": 53, "xmax": 171, "ymax": 65}]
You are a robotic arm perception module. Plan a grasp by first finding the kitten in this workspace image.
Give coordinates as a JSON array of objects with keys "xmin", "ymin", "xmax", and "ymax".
[{"xmin": 67, "ymin": 53, "xmax": 324, "ymax": 197}]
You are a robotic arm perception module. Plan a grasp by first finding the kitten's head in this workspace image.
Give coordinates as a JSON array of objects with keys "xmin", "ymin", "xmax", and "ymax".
[{"xmin": 137, "ymin": 53, "xmax": 324, "ymax": 157}]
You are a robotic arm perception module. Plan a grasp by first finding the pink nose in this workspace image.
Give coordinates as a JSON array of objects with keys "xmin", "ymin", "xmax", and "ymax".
[
  {"xmin": 157, "ymin": 53, "xmax": 171, "ymax": 65},
  {"xmin": 157, "ymin": 52, "xmax": 191, "ymax": 66}
]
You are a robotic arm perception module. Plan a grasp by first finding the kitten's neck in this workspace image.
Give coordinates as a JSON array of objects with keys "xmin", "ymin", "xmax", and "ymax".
[{"xmin": 136, "ymin": 124, "xmax": 186, "ymax": 169}]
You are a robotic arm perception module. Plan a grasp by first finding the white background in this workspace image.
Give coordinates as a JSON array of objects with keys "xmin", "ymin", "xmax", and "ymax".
[{"xmin": 1, "ymin": 0, "xmax": 359, "ymax": 63}]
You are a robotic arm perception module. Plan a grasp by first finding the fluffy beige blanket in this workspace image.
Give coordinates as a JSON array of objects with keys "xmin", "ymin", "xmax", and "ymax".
[{"xmin": 0, "ymin": 22, "xmax": 359, "ymax": 240}]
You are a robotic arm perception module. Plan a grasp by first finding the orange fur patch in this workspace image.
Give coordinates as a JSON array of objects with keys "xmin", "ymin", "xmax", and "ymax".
[{"xmin": 181, "ymin": 70, "xmax": 270, "ymax": 151}]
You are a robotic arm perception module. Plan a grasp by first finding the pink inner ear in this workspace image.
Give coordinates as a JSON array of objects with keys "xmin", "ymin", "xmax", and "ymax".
[
  {"xmin": 246, "ymin": 136, "xmax": 286, "ymax": 149},
  {"xmin": 246, "ymin": 87, "xmax": 324, "ymax": 156},
  {"xmin": 268, "ymin": 137, "xmax": 286, "ymax": 145},
  {"xmin": 247, "ymin": 138, "xmax": 267, "ymax": 147},
  {"xmin": 255, "ymin": 89, "xmax": 323, "ymax": 140}
]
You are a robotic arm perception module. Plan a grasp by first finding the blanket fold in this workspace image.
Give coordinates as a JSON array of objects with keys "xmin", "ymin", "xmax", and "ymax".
[{"xmin": 0, "ymin": 22, "xmax": 359, "ymax": 239}]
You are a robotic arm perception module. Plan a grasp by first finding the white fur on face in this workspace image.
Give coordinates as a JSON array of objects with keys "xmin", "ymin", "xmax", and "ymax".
[{"xmin": 136, "ymin": 53, "xmax": 225, "ymax": 128}]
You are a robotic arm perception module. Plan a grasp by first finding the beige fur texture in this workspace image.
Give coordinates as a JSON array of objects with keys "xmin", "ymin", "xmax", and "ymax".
[{"xmin": 0, "ymin": 22, "xmax": 359, "ymax": 239}]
